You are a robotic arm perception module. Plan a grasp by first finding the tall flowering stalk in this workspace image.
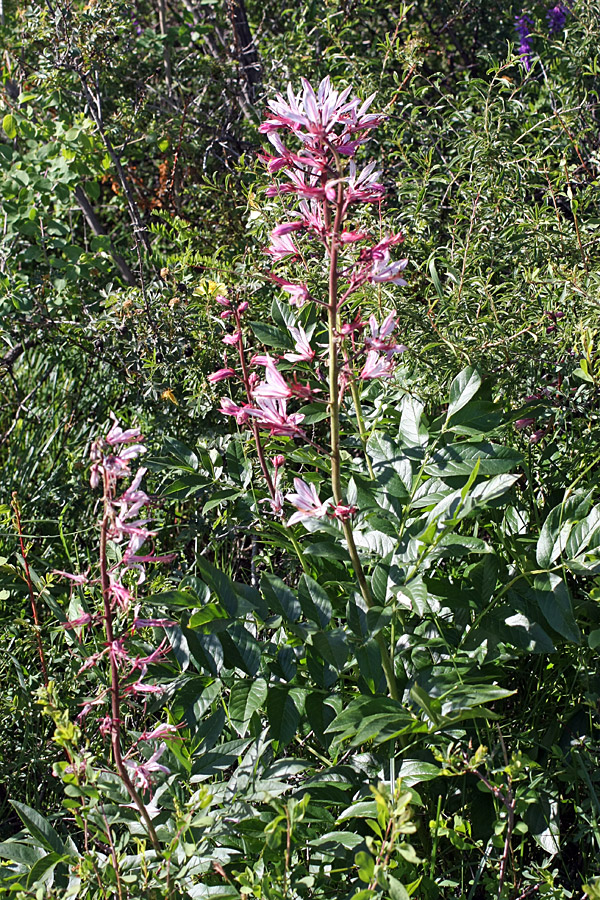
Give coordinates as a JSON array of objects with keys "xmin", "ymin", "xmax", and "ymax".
[
  {"xmin": 211, "ymin": 78, "xmax": 409, "ymax": 700},
  {"xmin": 57, "ymin": 416, "xmax": 179, "ymax": 852}
]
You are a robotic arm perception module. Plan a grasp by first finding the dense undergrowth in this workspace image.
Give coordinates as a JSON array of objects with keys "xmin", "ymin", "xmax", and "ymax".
[{"xmin": 2, "ymin": 1, "xmax": 600, "ymax": 898}]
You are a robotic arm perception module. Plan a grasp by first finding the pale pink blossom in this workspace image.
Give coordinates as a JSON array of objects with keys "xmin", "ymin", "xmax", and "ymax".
[
  {"xmin": 270, "ymin": 275, "xmax": 312, "ymax": 308},
  {"xmin": 368, "ymin": 252, "xmax": 408, "ymax": 286},
  {"xmin": 132, "ymin": 641, "xmax": 169, "ymax": 671},
  {"xmin": 330, "ymin": 503, "xmax": 357, "ymax": 520},
  {"xmin": 222, "ymin": 331, "xmax": 241, "ymax": 346},
  {"xmin": 267, "ymin": 231, "xmax": 299, "ymax": 260},
  {"xmin": 123, "ymin": 679, "xmax": 165, "ymax": 696},
  {"xmin": 360, "ymin": 350, "xmax": 395, "ymax": 380},
  {"xmin": 54, "ymin": 569, "xmax": 90, "ymax": 585},
  {"xmin": 139, "ymin": 723, "xmax": 182, "ymax": 742},
  {"xmin": 99, "ymin": 716, "xmax": 113, "ymax": 736},
  {"xmin": 345, "ymin": 161, "xmax": 385, "ymax": 205},
  {"xmin": 208, "ymin": 367, "xmax": 237, "ymax": 384},
  {"xmin": 109, "ymin": 576, "xmax": 135, "ymax": 613},
  {"xmin": 271, "ymin": 221, "xmax": 304, "ymax": 237},
  {"xmin": 286, "ymin": 478, "xmax": 330, "ymax": 526},
  {"xmin": 284, "ymin": 325, "xmax": 315, "ymax": 362},
  {"xmin": 366, "ymin": 311, "xmax": 398, "ymax": 351},
  {"xmin": 124, "ymin": 744, "xmax": 170, "ymax": 791},
  {"xmin": 109, "ymin": 639, "xmax": 130, "ymax": 667},
  {"xmin": 340, "ymin": 230, "xmax": 368, "ymax": 243},
  {"xmin": 105, "ymin": 415, "xmax": 144, "ymax": 446},
  {"xmin": 264, "ymin": 490, "xmax": 284, "ymax": 515},
  {"xmin": 245, "ymin": 397, "xmax": 306, "ymax": 437},
  {"xmin": 132, "ymin": 617, "xmax": 177, "ymax": 630},
  {"xmin": 62, "ymin": 612, "xmax": 94, "ymax": 629},
  {"xmin": 289, "ymin": 375, "xmax": 320, "ymax": 400},
  {"xmin": 253, "ymin": 362, "xmax": 292, "ymax": 400},
  {"xmin": 220, "ymin": 397, "xmax": 251, "ymax": 425}
]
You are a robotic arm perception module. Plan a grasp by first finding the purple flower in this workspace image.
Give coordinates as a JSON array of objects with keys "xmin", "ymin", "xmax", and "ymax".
[
  {"xmin": 515, "ymin": 13, "xmax": 534, "ymax": 71},
  {"xmin": 547, "ymin": 3, "xmax": 569, "ymax": 34}
]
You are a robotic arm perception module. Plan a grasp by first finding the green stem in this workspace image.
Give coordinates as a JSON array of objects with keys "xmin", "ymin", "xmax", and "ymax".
[
  {"xmin": 287, "ymin": 526, "xmax": 311, "ymax": 575},
  {"xmin": 347, "ymin": 366, "xmax": 376, "ymax": 480}
]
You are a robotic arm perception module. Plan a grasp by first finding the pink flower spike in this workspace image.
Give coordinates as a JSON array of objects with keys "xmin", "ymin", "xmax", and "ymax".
[
  {"xmin": 237, "ymin": 301, "xmax": 249, "ymax": 313},
  {"xmin": 215, "ymin": 294, "xmax": 231, "ymax": 307},
  {"xmin": 286, "ymin": 477, "xmax": 330, "ymax": 526},
  {"xmin": 222, "ymin": 331, "xmax": 242, "ymax": 346},
  {"xmin": 284, "ymin": 325, "xmax": 315, "ymax": 363},
  {"xmin": 208, "ymin": 367, "xmax": 237, "ymax": 384}
]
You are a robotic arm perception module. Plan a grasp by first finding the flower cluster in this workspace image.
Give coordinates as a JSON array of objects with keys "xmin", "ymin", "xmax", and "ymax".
[
  {"xmin": 57, "ymin": 416, "xmax": 178, "ymax": 792},
  {"xmin": 546, "ymin": 2, "xmax": 571, "ymax": 34},
  {"xmin": 515, "ymin": 12, "xmax": 534, "ymax": 71},
  {"xmin": 209, "ymin": 78, "xmax": 408, "ymax": 524}
]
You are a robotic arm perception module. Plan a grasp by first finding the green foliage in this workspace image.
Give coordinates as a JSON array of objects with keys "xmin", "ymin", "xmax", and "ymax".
[{"xmin": 1, "ymin": 0, "xmax": 600, "ymax": 898}]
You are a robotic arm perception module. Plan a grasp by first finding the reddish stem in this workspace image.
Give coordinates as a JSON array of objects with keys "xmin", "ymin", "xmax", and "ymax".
[
  {"xmin": 99, "ymin": 476, "xmax": 161, "ymax": 852},
  {"xmin": 12, "ymin": 492, "xmax": 48, "ymax": 687},
  {"xmin": 234, "ymin": 308, "xmax": 277, "ymax": 499}
]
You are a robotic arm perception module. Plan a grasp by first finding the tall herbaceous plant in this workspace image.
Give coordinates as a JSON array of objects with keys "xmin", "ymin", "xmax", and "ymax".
[{"xmin": 211, "ymin": 78, "xmax": 408, "ymax": 699}]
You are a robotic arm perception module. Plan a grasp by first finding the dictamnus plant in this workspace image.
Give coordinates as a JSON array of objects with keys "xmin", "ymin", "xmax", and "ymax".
[{"xmin": 211, "ymin": 77, "xmax": 409, "ymax": 700}]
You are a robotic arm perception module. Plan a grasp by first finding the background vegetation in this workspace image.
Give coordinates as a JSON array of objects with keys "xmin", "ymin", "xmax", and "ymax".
[{"xmin": 1, "ymin": 0, "xmax": 600, "ymax": 897}]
